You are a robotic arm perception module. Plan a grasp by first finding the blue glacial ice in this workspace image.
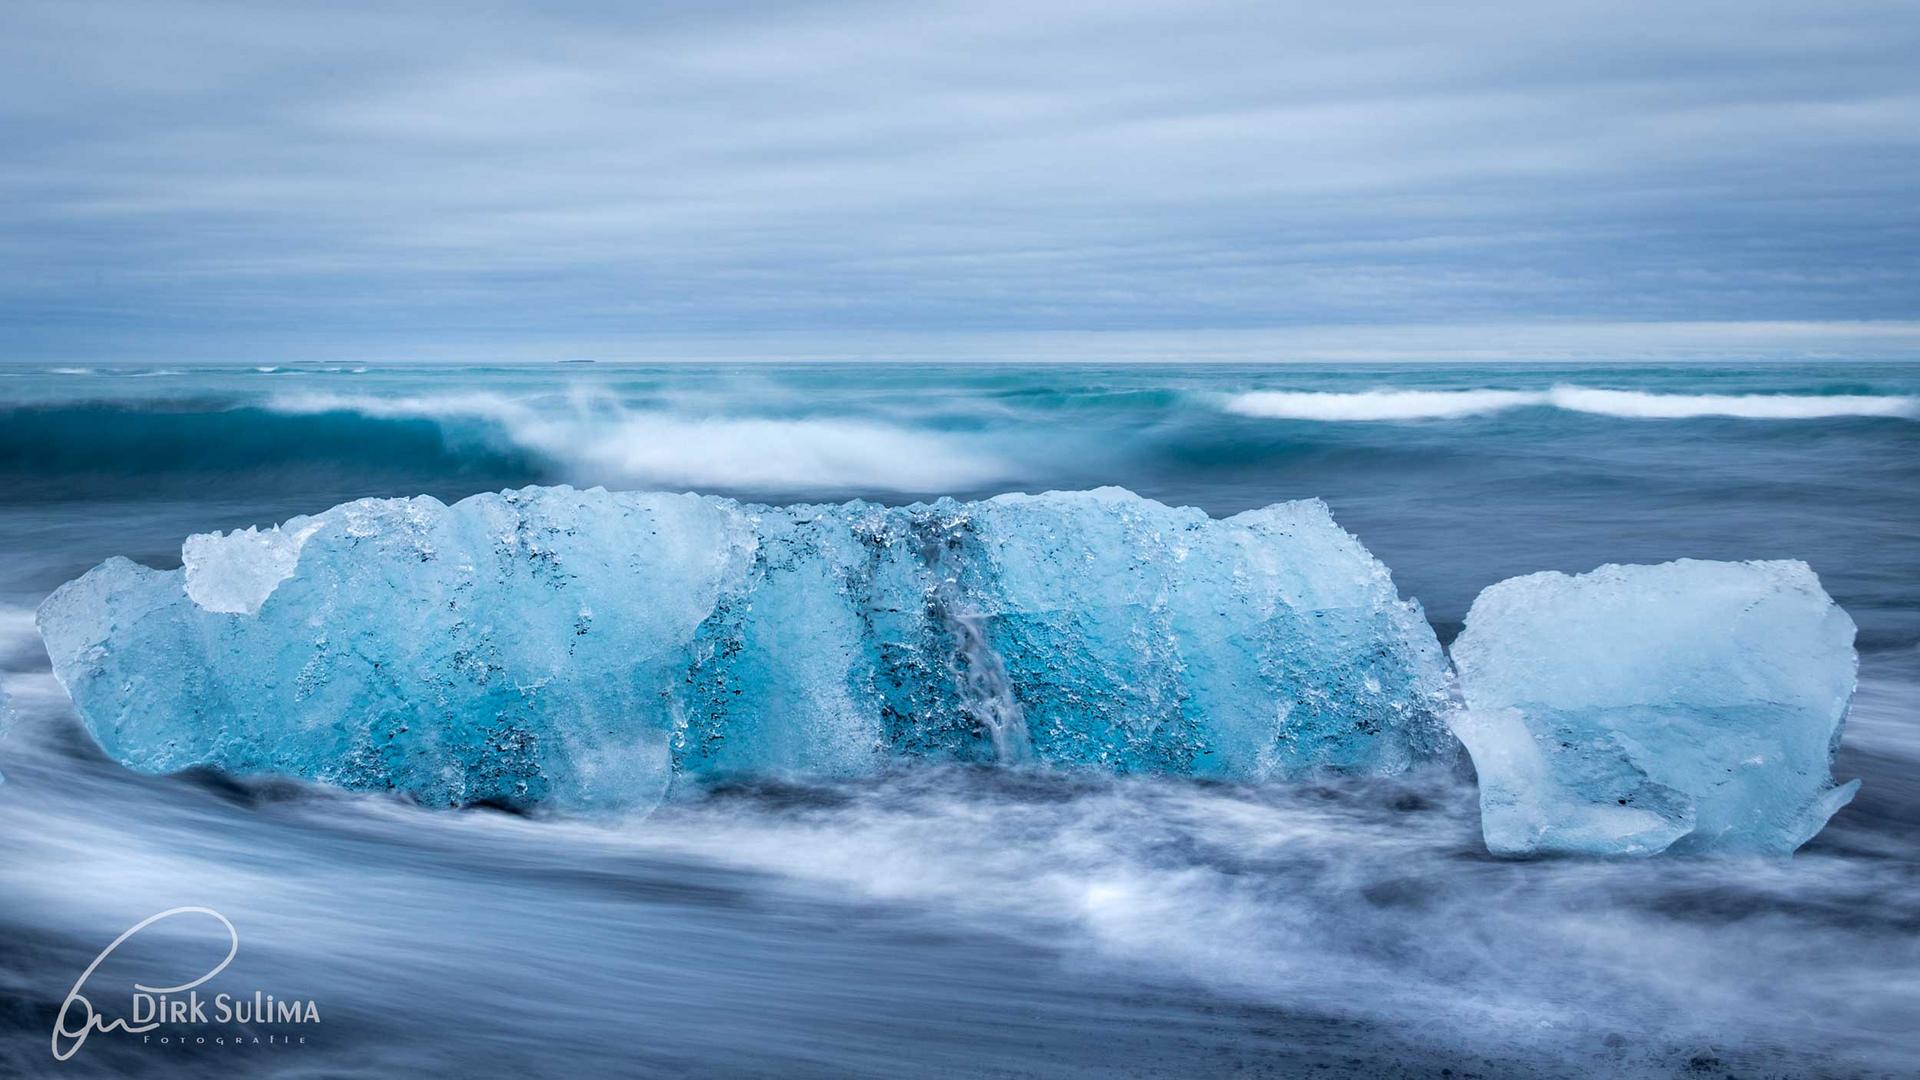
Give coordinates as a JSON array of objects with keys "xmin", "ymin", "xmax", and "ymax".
[
  {"xmin": 1448, "ymin": 559, "xmax": 1860, "ymax": 856},
  {"xmin": 36, "ymin": 486, "xmax": 1457, "ymax": 810}
]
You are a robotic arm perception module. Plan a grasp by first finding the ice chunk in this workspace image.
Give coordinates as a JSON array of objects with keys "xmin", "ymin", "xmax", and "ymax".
[
  {"xmin": 957, "ymin": 490, "xmax": 1453, "ymax": 775},
  {"xmin": 183, "ymin": 520, "xmax": 325, "ymax": 615},
  {"xmin": 37, "ymin": 486, "xmax": 1453, "ymax": 810},
  {"xmin": 1449, "ymin": 559, "xmax": 1859, "ymax": 856}
]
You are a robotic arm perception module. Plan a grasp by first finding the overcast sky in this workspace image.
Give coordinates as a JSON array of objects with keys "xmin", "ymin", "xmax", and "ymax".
[{"xmin": 3, "ymin": 0, "xmax": 1917, "ymax": 361}]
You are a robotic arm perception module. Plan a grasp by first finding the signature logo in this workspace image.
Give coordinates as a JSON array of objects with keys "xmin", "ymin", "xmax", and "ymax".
[{"xmin": 53, "ymin": 907, "xmax": 319, "ymax": 1061}]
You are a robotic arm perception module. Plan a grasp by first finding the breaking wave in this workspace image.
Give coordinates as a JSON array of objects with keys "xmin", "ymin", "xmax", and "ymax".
[
  {"xmin": 0, "ymin": 393, "xmax": 1015, "ymax": 496},
  {"xmin": 1224, "ymin": 386, "xmax": 1918, "ymax": 422},
  {"xmin": 0, "ymin": 402, "xmax": 535, "ymax": 481},
  {"xmin": 265, "ymin": 391, "xmax": 1014, "ymax": 493}
]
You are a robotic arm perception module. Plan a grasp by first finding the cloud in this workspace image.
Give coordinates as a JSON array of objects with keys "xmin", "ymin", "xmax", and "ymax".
[{"xmin": 1, "ymin": 0, "xmax": 1916, "ymax": 360}]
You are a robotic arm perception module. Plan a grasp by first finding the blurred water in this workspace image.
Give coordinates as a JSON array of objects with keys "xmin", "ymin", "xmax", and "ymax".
[{"xmin": 1, "ymin": 361, "xmax": 1916, "ymax": 1077}]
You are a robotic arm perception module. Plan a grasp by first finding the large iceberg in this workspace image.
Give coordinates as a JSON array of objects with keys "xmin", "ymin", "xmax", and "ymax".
[
  {"xmin": 1449, "ymin": 560, "xmax": 1859, "ymax": 856},
  {"xmin": 37, "ymin": 486, "xmax": 1455, "ymax": 810}
]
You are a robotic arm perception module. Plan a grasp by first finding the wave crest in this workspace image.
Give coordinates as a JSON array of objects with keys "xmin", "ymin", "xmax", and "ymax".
[
  {"xmin": 266, "ymin": 391, "xmax": 1013, "ymax": 493},
  {"xmin": 1223, "ymin": 386, "xmax": 1917, "ymax": 422}
]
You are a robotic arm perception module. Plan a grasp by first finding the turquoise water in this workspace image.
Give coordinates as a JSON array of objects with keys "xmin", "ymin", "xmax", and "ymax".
[{"xmin": 2, "ymin": 361, "xmax": 1917, "ymax": 1077}]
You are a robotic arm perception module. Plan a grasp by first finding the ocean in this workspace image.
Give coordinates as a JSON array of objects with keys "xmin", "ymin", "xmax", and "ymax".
[{"xmin": 2, "ymin": 361, "xmax": 1916, "ymax": 1077}]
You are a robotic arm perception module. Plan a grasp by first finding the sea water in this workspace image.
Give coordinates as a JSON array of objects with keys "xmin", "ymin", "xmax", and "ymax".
[{"xmin": 1, "ymin": 361, "xmax": 1916, "ymax": 1077}]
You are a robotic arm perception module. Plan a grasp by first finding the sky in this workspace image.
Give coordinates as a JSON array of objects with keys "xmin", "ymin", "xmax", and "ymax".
[{"xmin": 2, "ymin": 0, "xmax": 1917, "ymax": 362}]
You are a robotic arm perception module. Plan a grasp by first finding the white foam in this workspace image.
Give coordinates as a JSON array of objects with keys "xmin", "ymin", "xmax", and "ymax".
[
  {"xmin": 1548, "ymin": 387, "xmax": 1916, "ymax": 419},
  {"xmin": 266, "ymin": 390, "xmax": 1013, "ymax": 493},
  {"xmin": 1224, "ymin": 389, "xmax": 1538, "ymax": 421},
  {"xmin": 1223, "ymin": 386, "xmax": 1917, "ymax": 422},
  {"xmin": 0, "ymin": 671, "xmax": 66, "ymax": 716},
  {"xmin": 268, "ymin": 390, "xmax": 517, "ymax": 421},
  {"xmin": 0, "ymin": 606, "xmax": 43, "ymax": 669}
]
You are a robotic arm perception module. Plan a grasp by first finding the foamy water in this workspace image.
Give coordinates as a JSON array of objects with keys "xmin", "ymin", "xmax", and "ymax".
[
  {"xmin": 2, "ymin": 360, "xmax": 1917, "ymax": 1077},
  {"xmin": 2, "ymin": 683, "xmax": 1915, "ymax": 1077},
  {"xmin": 1224, "ymin": 386, "xmax": 1918, "ymax": 421},
  {"xmin": 265, "ymin": 389, "xmax": 1016, "ymax": 492}
]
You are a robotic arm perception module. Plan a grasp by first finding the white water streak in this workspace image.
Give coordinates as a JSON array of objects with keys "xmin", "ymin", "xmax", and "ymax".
[
  {"xmin": 1224, "ymin": 386, "xmax": 1917, "ymax": 422},
  {"xmin": 266, "ymin": 390, "xmax": 1012, "ymax": 492}
]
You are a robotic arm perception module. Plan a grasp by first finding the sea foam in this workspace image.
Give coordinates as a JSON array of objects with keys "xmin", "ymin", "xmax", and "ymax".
[
  {"xmin": 266, "ymin": 390, "xmax": 1013, "ymax": 493},
  {"xmin": 1223, "ymin": 386, "xmax": 1916, "ymax": 422}
]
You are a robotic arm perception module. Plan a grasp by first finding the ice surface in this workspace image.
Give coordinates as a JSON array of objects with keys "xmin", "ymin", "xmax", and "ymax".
[
  {"xmin": 183, "ymin": 521, "xmax": 324, "ymax": 614},
  {"xmin": 1449, "ymin": 560, "xmax": 1860, "ymax": 856},
  {"xmin": 37, "ymin": 486, "xmax": 1455, "ymax": 809}
]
